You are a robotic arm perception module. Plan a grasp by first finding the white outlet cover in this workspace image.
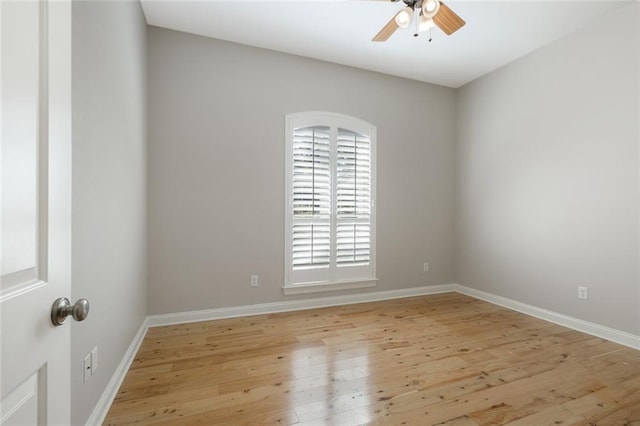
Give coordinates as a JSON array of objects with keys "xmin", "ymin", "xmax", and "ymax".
[
  {"xmin": 91, "ymin": 346, "xmax": 98, "ymax": 373},
  {"xmin": 577, "ymin": 286, "xmax": 589, "ymax": 300},
  {"xmin": 83, "ymin": 354, "xmax": 91, "ymax": 383}
]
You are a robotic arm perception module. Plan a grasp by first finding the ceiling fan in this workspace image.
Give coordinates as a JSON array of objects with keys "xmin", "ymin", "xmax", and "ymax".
[{"xmin": 372, "ymin": 0, "xmax": 465, "ymax": 42}]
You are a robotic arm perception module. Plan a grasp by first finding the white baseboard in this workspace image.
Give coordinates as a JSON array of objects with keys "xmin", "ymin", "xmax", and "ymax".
[
  {"xmin": 146, "ymin": 284, "xmax": 456, "ymax": 327},
  {"xmin": 455, "ymin": 284, "xmax": 640, "ymax": 350},
  {"xmin": 86, "ymin": 318, "xmax": 149, "ymax": 425}
]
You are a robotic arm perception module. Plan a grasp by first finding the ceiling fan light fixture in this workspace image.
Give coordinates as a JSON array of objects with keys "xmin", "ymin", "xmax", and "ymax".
[
  {"xmin": 418, "ymin": 14, "xmax": 436, "ymax": 32},
  {"xmin": 372, "ymin": 0, "xmax": 464, "ymax": 42},
  {"xmin": 395, "ymin": 6, "xmax": 414, "ymax": 29},
  {"xmin": 421, "ymin": 0, "xmax": 440, "ymax": 19}
]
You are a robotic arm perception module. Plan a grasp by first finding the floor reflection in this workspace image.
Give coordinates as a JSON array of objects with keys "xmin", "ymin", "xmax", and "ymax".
[{"xmin": 289, "ymin": 341, "xmax": 373, "ymax": 424}]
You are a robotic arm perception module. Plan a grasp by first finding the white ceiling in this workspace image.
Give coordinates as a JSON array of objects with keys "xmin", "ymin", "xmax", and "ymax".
[{"xmin": 140, "ymin": 0, "xmax": 630, "ymax": 88}]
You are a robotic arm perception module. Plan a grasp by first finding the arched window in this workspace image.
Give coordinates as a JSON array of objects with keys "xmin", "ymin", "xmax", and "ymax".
[{"xmin": 284, "ymin": 112, "xmax": 377, "ymax": 294}]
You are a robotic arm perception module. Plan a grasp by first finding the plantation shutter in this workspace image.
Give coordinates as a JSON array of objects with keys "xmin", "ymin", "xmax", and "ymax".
[
  {"xmin": 291, "ymin": 126, "xmax": 331, "ymax": 269},
  {"xmin": 336, "ymin": 129, "xmax": 371, "ymax": 267},
  {"xmin": 286, "ymin": 112, "xmax": 376, "ymax": 289}
]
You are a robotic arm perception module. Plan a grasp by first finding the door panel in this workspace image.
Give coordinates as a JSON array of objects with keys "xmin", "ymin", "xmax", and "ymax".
[
  {"xmin": 1, "ymin": 0, "xmax": 39, "ymax": 291},
  {"xmin": 0, "ymin": 370, "xmax": 43, "ymax": 426},
  {"xmin": 1, "ymin": 1, "xmax": 72, "ymax": 424}
]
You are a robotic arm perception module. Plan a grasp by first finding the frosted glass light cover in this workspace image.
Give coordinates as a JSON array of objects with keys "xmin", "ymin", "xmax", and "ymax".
[
  {"xmin": 395, "ymin": 7, "xmax": 413, "ymax": 29},
  {"xmin": 418, "ymin": 15, "xmax": 435, "ymax": 32},
  {"xmin": 422, "ymin": 0, "xmax": 440, "ymax": 18}
]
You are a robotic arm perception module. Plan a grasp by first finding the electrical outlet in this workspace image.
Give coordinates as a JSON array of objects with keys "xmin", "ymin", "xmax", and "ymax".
[
  {"xmin": 251, "ymin": 275, "xmax": 258, "ymax": 287},
  {"xmin": 91, "ymin": 346, "xmax": 98, "ymax": 374},
  {"xmin": 423, "ymin": 263, "xmax": 429, "ymax": 272},
  {"xmin": 577, "ymin": 286, "xmax": 589, "ymax": 300},
  {"xmin": 83, "ymin": 353, "xmax": 91, "ymax": 383}
]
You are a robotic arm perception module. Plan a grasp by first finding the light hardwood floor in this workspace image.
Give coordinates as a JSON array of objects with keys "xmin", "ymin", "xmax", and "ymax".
[{"xmin": 104, "ymin": 293, "xmax": 640, "ymax": 425}]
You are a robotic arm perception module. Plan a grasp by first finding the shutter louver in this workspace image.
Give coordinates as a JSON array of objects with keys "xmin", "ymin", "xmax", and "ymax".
[
  {"xmin": 336, "ymin": 222, "xmax": 370, "ymax": 266},
  {"xmin": 292, "ymin": 223, "xmax": 330, "ymax": 268},
  {"xmin": 291, "ymin": 126, "xmax": 331, "ymax": 269},
  {"xmin": 336, "ymin": 129, "xmax": 371, "ymax": 267}
]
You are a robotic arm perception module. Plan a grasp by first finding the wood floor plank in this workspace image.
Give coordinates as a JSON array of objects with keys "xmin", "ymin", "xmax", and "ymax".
[{"xmin": 104, "ymin": 294, "xmax": 640, "ymax": 425}]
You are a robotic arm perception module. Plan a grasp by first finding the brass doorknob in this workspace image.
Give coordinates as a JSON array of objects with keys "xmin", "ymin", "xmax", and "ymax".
[{"xmin": 51, "ymin": 297, "xmax": 90, "ymax": 326}]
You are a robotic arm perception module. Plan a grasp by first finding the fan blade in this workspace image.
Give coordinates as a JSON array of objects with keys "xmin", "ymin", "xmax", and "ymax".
[
  {"xmin": 372, "ymin": 14, "xmax": 399, "ymax": 42},
  {"xmin": 433, "ymin": 1, "xmax": 465, "ymax": 35}
]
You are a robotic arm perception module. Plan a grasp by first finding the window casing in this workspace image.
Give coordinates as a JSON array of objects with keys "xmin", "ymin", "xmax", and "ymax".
[{"xmin": 284, "ymin": 112, "xmax": 377, "ymax": 294}]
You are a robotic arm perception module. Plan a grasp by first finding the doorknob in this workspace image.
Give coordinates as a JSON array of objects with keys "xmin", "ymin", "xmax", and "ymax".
[{"xmin": 51, "ymin": 297, "xmax": 90, "ymax": 326}]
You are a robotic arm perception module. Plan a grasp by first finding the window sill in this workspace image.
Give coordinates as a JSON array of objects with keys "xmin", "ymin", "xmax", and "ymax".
[{"xmin": 282, "ymin": 278, "xmax": 378, "ymax": 296}]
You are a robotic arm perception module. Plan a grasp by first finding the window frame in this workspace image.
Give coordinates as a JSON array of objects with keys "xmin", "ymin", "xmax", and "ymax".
[{"xmin": 284, "ymin": 112, "xmax": 377, "ymax": 295}]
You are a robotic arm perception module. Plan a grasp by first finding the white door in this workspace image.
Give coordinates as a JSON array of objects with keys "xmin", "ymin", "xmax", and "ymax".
[{"xmin": 1, "ymin": 1, "xmax": 72, "ymax": 425}]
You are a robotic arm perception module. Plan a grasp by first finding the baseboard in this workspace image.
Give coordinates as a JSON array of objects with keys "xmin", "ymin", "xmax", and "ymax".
[
  {"xmin": 455, "ymin": 284, "xmax": 640, "ymax": 350},
  {"xmin": 86, "ymin": 318, "xmax": 149, "ymax": 425},
  {"xmin": 146, "ymin": 284, "xmax": 456, "ymax": 327}
]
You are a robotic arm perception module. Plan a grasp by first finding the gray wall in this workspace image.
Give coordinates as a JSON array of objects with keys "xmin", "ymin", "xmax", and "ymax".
[
  {"xmin": 71, "ymin": 1, "xmax": 148, "ymax": 424},
  {"xmin": 147, "ymin": 27, "xmax": 457, "ymax": 314},
  {"xmin": 456, "ymin": 4, "xmax": 640, "ymax": 334}
]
